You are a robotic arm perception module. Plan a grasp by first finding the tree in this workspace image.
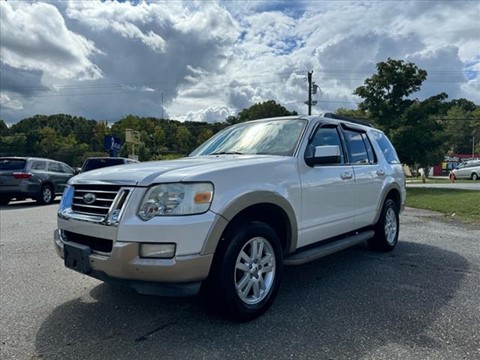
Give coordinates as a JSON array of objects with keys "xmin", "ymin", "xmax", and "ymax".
[
  {"xmin": 391, "ymin": 94, "xmax": 449, "ymax": 172},
  {"xmin": 0, "ymin": 120, "xmax": 9, "ymax": 136},
  {"xmin": 335, "ymin": 108, "xmax": 368, "ymax": 120},
  {"xmin": 442, "ymin": 101, "xmax": 480, "ymax": 154},
  {"xmin": 236, "ymin": 100, "xmax": 297, "ymax": 123},
  {"xmin": 354, "ymin": 58, "xmax": 427, "ymax": 134},
  {"xmin": 175, "ymin": 126, "xmax": 191, "ymax": 152},
  {"xmin": 352, "ymin": 59, "xmax": 449, "ymax": 176},
  {"xmin": 196, "ymin": 128, "xmax": 213, "ymax": 146}
]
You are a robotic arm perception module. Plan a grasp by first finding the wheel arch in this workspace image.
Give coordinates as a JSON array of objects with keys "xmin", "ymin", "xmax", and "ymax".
[
  {"xmin": 373, "ymin": 185, "xmax": 402, "ymax": 224},
  {"xmin": 201, "ymin": 191, "xmax": 298, "ymax": 256}
]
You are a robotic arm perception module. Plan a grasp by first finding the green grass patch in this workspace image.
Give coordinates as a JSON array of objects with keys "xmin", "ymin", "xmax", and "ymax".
[
  {"xmin": 406, "ymin": 188, "xmax": 480, "ymax": 223},
  {"xmin": 406, "ymin": 178, "xmax": 470, "ymax": 184}
]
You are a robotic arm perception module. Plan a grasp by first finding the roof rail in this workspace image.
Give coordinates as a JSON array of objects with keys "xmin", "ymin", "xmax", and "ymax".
[{"xmin": 323, "ymin": 112, "xmax": 373, "ymax": 127}]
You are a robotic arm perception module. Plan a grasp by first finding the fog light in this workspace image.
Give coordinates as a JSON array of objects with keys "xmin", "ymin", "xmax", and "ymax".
[{"xmin": 139, "ymin": 244, "xmax": 176, "ymax": 259}]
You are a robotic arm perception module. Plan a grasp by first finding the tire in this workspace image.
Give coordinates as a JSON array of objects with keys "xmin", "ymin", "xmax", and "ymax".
[
  {"xmin": 37, "ymin": 185, "xmax": 54, "ymax": 205},
  {"xmin": 472, "ymin": 173, "xmax": 478, "ymax": 181},
  {"xmin": 368, "ymin": 198, "xmax": 399, "ymax": 252},
  {"xmin": 210, "ymin": 221, "xmax": 283, "ymax": 321},
  {"xmin": 0, "ymin": 198, "xmax": 11, "ymax": 206}
]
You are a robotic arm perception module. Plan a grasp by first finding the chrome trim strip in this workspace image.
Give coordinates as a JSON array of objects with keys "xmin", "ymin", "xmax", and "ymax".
[
  {"xmin": 74, "ymin": 189, "xmax": 118, "ymax": 194},
  {"xmin": 60, "ymin": 187, "xmax": 134, "ymax": 226},
  {"xmin": 73, "ymin": 203, "xmax": 111, "ymax": 210}
]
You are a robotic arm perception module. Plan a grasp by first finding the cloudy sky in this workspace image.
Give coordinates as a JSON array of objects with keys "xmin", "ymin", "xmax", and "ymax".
[{"xmin": 1, "ymin": 0, "xmax": 479, "ymax": 125}]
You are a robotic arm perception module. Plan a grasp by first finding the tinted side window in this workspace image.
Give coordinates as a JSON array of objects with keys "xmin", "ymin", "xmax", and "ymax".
[
  {"xmin": 31, "ymin": 161, "xmax": 47, "ymax": 170},
  {"xmin": 311, "ymin": 126, "xmax": 344, "ymax": 164},
  {"xmin": 48, "ymin": 162, "xmax": 62, "ymax": 173},
  {"xmin": 343, "ymin": 129, "xmax": 369, "ymax": 164},
  {"xmin": 371, "ymin": 131, "xmax": 400, "ymax": 164},
  {"xmin": 363, "ymin": 134, "xmax": 377, "ymax": 164}
]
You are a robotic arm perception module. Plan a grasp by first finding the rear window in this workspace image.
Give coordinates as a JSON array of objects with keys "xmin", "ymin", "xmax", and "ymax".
[
  {"xmin": 0, "ymin": 159, "xmax": 26, "ymax": 171},
  {"xmin": 82, "ymin": 158, "xmax": 125, "ymax": 172}
]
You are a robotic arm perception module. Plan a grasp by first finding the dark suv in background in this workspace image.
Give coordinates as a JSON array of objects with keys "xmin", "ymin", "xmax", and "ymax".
[
  {"xmin": 80, "ymin": 157, "xmax": 138, "ymax": 173},
  {"xmin": 0, "ymin": 157, "xmax": 76, "ymax": 205}
]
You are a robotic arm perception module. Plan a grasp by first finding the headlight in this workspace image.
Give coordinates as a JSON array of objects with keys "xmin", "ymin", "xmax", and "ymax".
[
  {"xmin": 59, "ymin": 185, "xmax": 74, "ymax": 213},
  {"xmin": 138, "ymin": 183, "xmax": 213, "ymax": 221}
]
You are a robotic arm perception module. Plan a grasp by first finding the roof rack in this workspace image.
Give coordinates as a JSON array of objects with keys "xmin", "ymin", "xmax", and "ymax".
[{"xmin": 323, "ymin": 112, "xmax": 373, "ymax": 127}]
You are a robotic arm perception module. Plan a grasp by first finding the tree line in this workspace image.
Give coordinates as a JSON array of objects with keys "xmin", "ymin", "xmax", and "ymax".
[
  {"xmin": 1, "ymin": 58, "xmax": 479, "ymax": 170},
  {"xmin": 0, "ymin": 100, "xmax": 296, "ymax": 167}
]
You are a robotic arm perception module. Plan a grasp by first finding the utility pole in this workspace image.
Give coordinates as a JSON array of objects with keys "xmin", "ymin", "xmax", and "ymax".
[
  {"xmin": 161, "ymin": 91, "xmax": 164, "ymax": 119},
  {"xmin": 473, "ymin": 136, "xmax": 476, "ymax": 159},
  {"xmin": 307, "ymin": 71, "xmax": 313, "ymax": 115},
  {"xmin": 304, "ymin": 71, "xmax": 318, "ymax": 115}
]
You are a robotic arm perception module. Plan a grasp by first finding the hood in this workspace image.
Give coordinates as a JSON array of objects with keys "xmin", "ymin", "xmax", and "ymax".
[{"xmin": 70, "ymin": 155, "xmax": 291, "ymax": 186}]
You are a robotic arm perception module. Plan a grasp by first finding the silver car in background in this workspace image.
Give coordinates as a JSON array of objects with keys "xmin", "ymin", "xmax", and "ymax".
[
  {"xmin": 0, "ymin": 157, "xmax": 76, "ymax": 205},
  {"xmin": 452, "ymin": 160, "xmax": 480, "ymax": 180}
]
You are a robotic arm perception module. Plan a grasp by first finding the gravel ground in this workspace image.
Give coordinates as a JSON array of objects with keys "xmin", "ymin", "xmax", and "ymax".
[{"xmin": 1, "ymin": 202, "xmax": 479, "ymax": 360}]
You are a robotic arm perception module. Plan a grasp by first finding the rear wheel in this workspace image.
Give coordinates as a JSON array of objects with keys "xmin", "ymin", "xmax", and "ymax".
[
  {"xmin": 368, "ymin": 198, "xmax": 399, "ymax": 252},
  {"xmin": 37, "ymin": 185, "xmax": 54, "ymax": 205},
  {"xmin": 472, "ymin": 173, "xmax": 478, "ymax": 181},
  {"xmin": 210, "ymin": 221, "xmax": 283, "ymax": 321}
]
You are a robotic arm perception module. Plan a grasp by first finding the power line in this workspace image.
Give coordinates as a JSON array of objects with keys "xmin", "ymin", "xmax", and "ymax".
[{"xmin": 3, "ymin": 67, "xmax": 477, "ymax": 94}]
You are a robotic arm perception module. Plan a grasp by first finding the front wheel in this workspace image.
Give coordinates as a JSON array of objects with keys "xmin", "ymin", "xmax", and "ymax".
[
  {"xmin": 368, "ymin": 199, "xmax": 399, "ymax": 252},
  {"xmin": 213, "ymin": 221, "xmax": 283, "ymax": 321},
  {"xmin": 37, "ymin": 185, "xmax": 54, "ymax": 205},
  {"xmin": 472, "ymin": 173, "xmax": 478, "ymax": 181},
  {"xmin": 0, "ymin": 198, "xmax": 11, "ymax": 206}
]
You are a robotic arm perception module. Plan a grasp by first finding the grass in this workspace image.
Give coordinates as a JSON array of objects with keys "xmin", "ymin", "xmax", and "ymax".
[
  {"xmin": 406, "ymin": 177, "xmax": 470, "ymax": 184},
  {"xmin": 406, "ymin": 188, "xmax": 480, "ymax": 224}
]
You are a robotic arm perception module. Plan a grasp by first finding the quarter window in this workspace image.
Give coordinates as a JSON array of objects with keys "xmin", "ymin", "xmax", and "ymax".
[{"xmin": 371, "ymin": 131, "xmax": 400, "ymax": 164}]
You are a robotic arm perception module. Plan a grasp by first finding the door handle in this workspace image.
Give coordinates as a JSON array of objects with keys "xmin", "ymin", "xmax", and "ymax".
[
  {"xmin": 341, "ymin": 172, "xmax": 353, "ymax": 180},
  {"xmin": 376, "ymin": 169, "xmax": 386, "ymax": 176}
]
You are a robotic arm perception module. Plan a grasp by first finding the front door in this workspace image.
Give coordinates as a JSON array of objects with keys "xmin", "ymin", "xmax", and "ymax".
[{"xmin": 298, "ymin": 124, "xmax": 357, "ymax": 248}]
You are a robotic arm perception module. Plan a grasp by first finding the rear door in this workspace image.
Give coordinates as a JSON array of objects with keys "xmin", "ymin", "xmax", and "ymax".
[
  {"xmin": 341, "ymin": 126, "xmax": 384, "ymax": 227},
  {"xmin": 47, "ymin": 161, "xmax": 69, "ymax": 193}
]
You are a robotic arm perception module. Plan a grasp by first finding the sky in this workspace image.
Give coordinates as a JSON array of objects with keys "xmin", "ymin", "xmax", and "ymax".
[{"xmin": 1, "ymin": 0, "xmax": 479, "ymax": 125}]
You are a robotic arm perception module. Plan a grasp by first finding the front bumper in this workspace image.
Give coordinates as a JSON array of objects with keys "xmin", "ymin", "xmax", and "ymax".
[{"xmin": 54, "ymin": 229, "xmax": 213, "ymax": 296}]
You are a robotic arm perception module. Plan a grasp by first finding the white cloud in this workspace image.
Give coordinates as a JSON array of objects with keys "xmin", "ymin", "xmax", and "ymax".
[
  {"xmin": 0, "ymin": 93, "xmax": 23, "ymax": 110},
  {"xmin": 66, "ymin": 1, "xmax": 167, "ymax": 53},
  {"xmin": 0, "ymin": 0, "xmax": 478, "ymax": 124},
  {"xmin": 0, "ymin": 1, "xmax": 102, "ymax": 80},
  {"xmin": 182, "ymin": 106, "xmax": 234, "ymax": 123}
]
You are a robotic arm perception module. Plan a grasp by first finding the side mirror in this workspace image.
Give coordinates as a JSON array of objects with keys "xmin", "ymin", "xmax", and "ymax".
[{"xmin": 305, "ymin": 145, "xmax": 341, "ymax": 167}]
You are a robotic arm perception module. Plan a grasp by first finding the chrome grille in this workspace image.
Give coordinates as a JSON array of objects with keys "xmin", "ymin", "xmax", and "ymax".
[{"xmin": 72, "ymin": 185, "xmax": 123, "ymax": 217}]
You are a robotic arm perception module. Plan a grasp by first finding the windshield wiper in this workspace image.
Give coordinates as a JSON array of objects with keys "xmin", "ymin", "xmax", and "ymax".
[{"xmin": 210, "ymin": 151, "xmax": 245, "ymax": 155}]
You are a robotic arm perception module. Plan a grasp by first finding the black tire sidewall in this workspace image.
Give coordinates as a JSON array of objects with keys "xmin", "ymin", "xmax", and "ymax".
[
  {"xmin": 38, "ymin": 185, "xmax": 53, "ymax": 205},
  {"xmin": 218, "ymin": 221, "xmax": 283, "ymax": 321},
  {"xmin": 370, "ymin": 198, "xmax": 399, "ymax": 251}
]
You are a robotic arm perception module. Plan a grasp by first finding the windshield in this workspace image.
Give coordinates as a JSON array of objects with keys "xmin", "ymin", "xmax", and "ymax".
[{"xmin": 190, "ymin": 119, "xmax": 307, "ymax": 157}]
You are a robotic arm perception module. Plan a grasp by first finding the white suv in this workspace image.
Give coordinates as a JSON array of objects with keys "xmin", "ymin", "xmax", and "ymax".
[
  {"xmin": 54, "ymin": 114, "xmax": 406, "ymax": 320},
  {"xmin": 452, "ymin": 160, "xmax": 480, "ymax": 180}
]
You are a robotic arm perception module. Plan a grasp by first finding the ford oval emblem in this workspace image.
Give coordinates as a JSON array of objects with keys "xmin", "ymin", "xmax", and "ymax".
[{"xmin": 83, "ymin": 193, "xmax": 96, "ymax": 205}]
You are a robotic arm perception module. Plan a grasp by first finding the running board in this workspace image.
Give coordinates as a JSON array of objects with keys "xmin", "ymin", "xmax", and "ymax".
[{"xmin": 284, "ymin": 230, "xmax": 375, "ymax": 266}]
